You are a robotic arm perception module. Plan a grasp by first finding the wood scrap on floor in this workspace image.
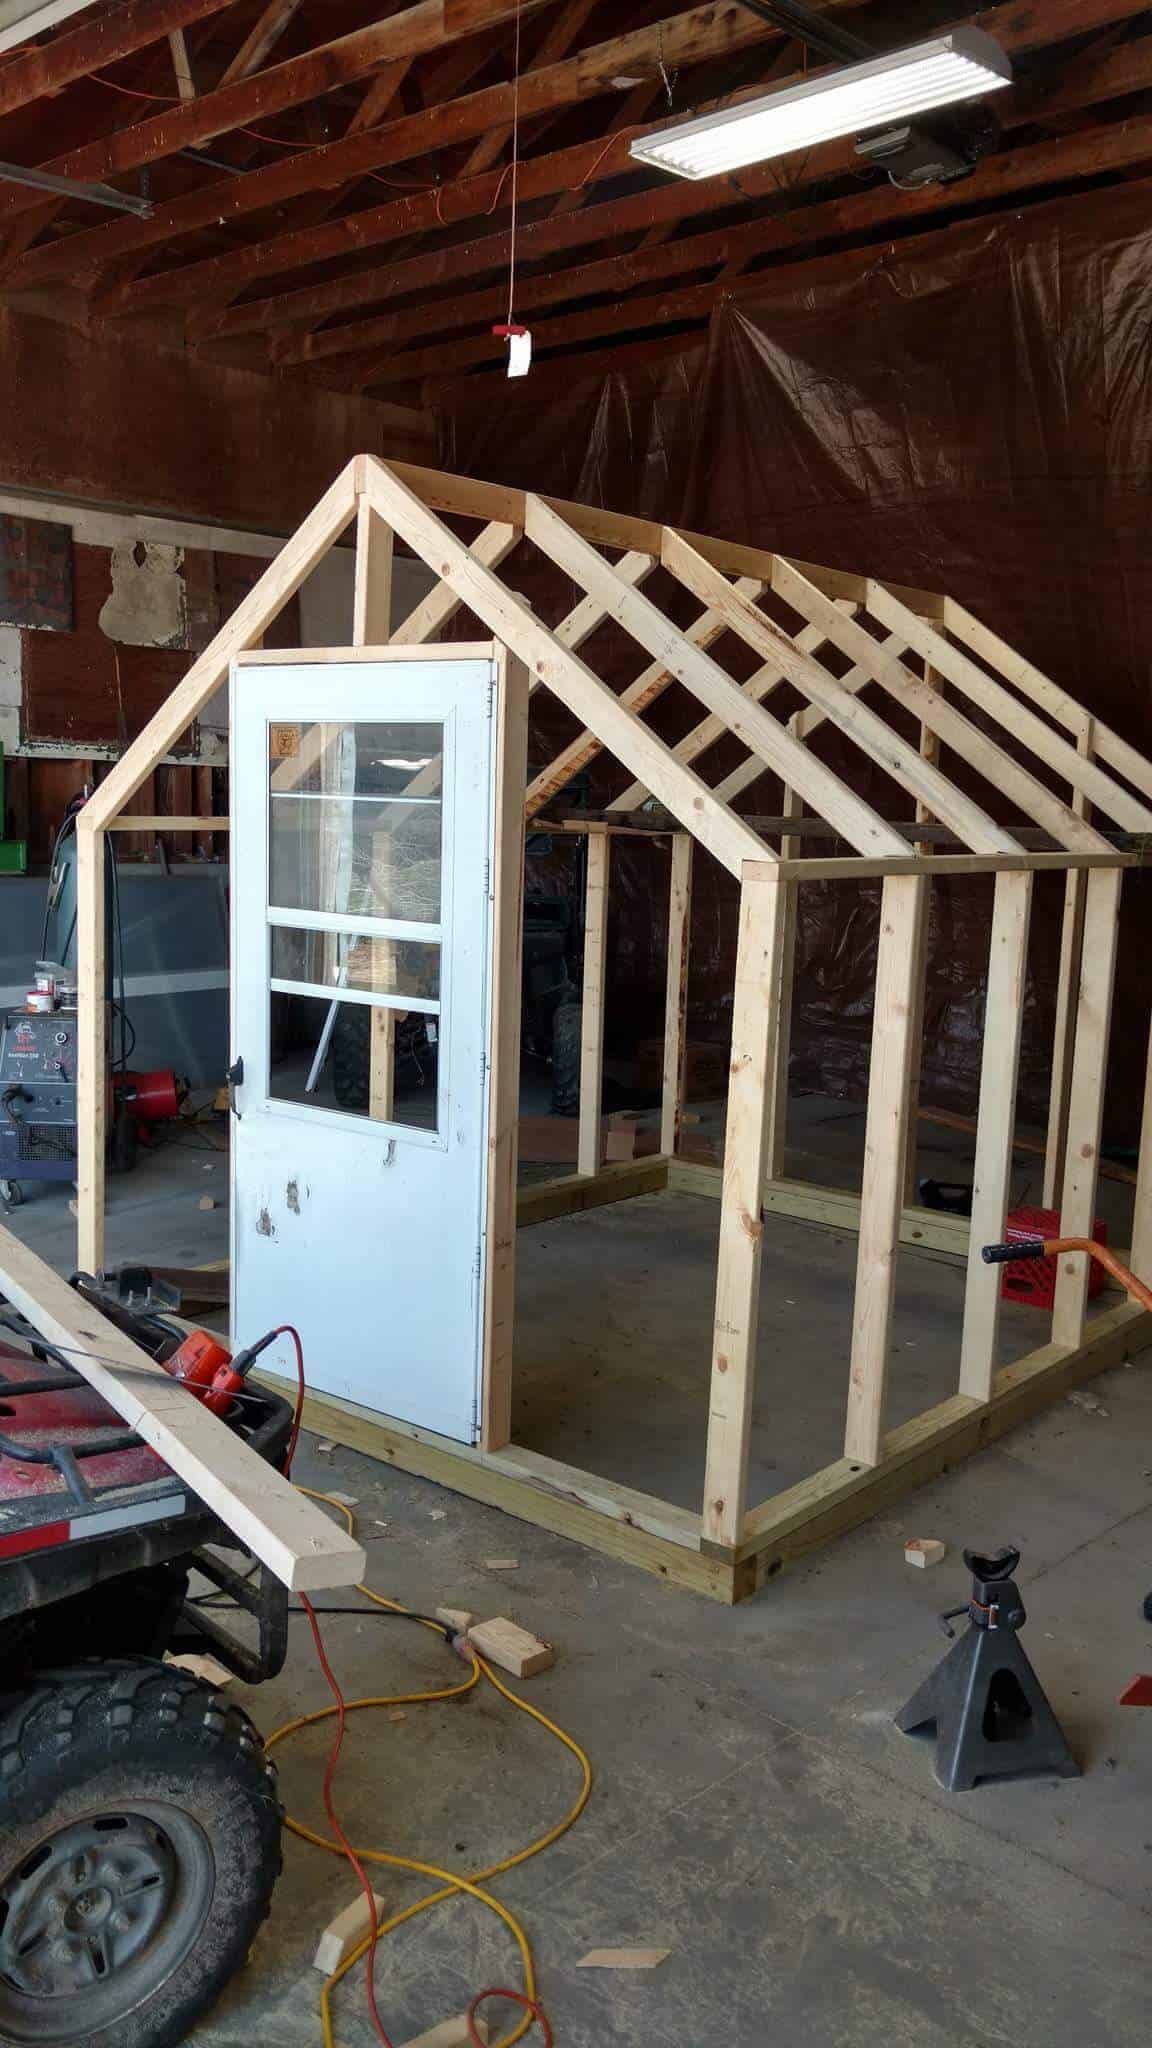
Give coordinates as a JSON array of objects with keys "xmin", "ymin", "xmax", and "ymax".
[
  {"xmin": 483, "ymin": 1557, "xmax": 519, "ymax": 1571},
  {"xmin": 313, "ymin": 1889, "xmax": 388, "ymax": 1976},
  {"xmin": 904, "ymin": 1538, "xmax": 947, "ymax": 1568},
  {"xmin": 467, "ymin": 1617, "xmax": 554, "ymax": 1678},
  {"xmin": 400, "ymin": 2017, "xmax": 489, "ymax": 2048},
  {"xmin": 576, "ymin": 1948, "xmax": 672, "ymax": 1969}
]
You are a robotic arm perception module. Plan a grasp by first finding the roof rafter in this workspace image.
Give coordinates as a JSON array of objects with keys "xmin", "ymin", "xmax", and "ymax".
[
  {"xmin": 217, "ymin": 0, "xmax": 307, "ymax": 87},
  {"xmin": 773, "ymin": 564, "xmax": 1116, "ymax": 856},
  {"xmin": 524, "ymin": 496, "xmax": 910, "ymax": 859},
  {"xmin": 0, "ymin": 0, "xmax": 238, "ymax": 123},
  {"xmin": 660, "ymin": 533, "xmax": 1020, "ymax": 856},
  {"xmin": 361, "ymin": 458, "xmax": 771, "ymax": 877},
  {"xmin": 73, "ymin": 0, "xmax": 1152, "ymax": 330},
  {"xmin": 0, "ymin": 0, "xmax": 557, "ymax": 225},
  {"xmin": 1, "ymin": 1, "xmax": 781, "ymax": 275},
  {"xmin": 352, "ymin": 114, "xmax": 1152, "ymax": 389}
]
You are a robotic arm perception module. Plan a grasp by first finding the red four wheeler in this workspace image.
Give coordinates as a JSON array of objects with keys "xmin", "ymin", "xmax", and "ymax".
[{"xmin": 0, "ymin": 1272, "xmax": 290, "ymax": 2048}]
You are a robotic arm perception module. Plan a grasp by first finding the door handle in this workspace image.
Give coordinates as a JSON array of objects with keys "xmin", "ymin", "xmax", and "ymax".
[{"xmin": 226, "ymin": 1056, "xmax": 244, "ymax": 1117}]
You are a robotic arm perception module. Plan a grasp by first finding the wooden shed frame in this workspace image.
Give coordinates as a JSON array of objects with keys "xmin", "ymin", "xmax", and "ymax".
[{"xmin": 74, "ymin": 454, "xmax": 1152, "ymax": 1602}]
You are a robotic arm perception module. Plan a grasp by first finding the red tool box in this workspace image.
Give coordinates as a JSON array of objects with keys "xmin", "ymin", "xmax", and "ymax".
[{"xmin": 1000, "ymin": 1206, "xmax": 1108, "ymax": 1309}]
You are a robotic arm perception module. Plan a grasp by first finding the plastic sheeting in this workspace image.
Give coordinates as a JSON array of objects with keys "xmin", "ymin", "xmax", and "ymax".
[{"xmin": 441, "ymin": 177, "xmax": 1152, "ymax": 1137}]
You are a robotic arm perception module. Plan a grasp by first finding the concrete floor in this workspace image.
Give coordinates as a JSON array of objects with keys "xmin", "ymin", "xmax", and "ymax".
[{"xmin": 2, "ymin": 1116, "xmax": 1149, "ymax": 2045}]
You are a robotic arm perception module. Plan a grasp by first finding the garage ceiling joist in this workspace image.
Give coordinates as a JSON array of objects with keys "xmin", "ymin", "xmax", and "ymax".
[{"xmin": 1, "ymin": 0, "xmax": 1151, "ymax": 398}]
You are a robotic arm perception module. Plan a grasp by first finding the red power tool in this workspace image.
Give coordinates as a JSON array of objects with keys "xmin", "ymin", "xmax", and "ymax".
[
  {"xmin": 74, "ymin": 1268, "xmax": 282, "ymax": 1421},
  {"xmin": 162, "ymin": 1326, "xmax": 278, "ymax": 1418}
]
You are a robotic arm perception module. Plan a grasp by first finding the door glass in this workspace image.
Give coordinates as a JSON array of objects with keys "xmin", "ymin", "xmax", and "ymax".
[
  {"xmin": 268, "ymin": 720, "xmax": 443, "ymax": 924},
  {"xmin": 270, "ymin": 927, "xmax": 440, "ymax": 1004},
  {"xmin": 266, "ymin": 720, "xmax": 445, "ymax": 1130},
  {"xmin": 269, "ymin": 993, "xmax": 439, "ymax": 1132}
]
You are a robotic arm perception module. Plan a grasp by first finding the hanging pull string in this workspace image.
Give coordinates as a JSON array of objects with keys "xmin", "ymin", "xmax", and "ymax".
[{"xmin": 506, "ymin": 0, "xmax": 524, "ymax": 329}]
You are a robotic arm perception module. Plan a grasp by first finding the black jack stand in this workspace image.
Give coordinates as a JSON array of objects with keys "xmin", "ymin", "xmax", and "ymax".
[{"xmin": 896, "ymin": 1546, "xmax": 1081, "ymax": 1792}]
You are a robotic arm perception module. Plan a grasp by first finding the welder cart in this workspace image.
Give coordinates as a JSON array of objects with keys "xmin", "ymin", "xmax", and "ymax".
[{"xmin": 0, "ymin": 1274, "xmax": 290, "ymax": 2048}]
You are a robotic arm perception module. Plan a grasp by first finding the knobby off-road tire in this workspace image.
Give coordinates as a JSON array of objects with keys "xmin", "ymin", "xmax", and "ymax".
[{"xmin": 0, "ymin": 1658, "xmax": 282, "ymax": 2048}]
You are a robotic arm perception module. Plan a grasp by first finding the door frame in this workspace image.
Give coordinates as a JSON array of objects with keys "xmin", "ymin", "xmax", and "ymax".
[{"xmin": 230, "ymin": 640, "xmax": 529, "ymax": 1452}]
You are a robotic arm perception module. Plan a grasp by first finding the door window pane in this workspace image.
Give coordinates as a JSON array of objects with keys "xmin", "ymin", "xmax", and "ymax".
[
  {"xmin": 269, "ymin": 993, "xmax": 439, "ymax": 1132},
  {"xmin": 268, "ymin": 721, "xmax": 443, "ymax": 924},
  {"xmin": 271, "ymin": 927, "xmax": 440, "ymax": 1004}
]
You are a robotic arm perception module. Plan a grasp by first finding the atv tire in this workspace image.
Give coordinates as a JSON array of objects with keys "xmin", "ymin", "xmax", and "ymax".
[
  {"xmin": 0, "ymin": 1658, "xmax": 282, "ymax": 2048},
  {"xmin": 331, "ymin": 1003, "xmax": 371, "ymax": 1113}
]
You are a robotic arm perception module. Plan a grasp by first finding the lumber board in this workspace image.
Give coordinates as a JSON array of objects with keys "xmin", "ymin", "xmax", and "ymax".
[
  {"xmin": 75, "ymin": 823, "xmax": 107, "ymax": 1276},
  {"xmin": 737, "ymin": 1300, "xmax": 1152, "ymax": 1594},
  {"xmin": 610, "ymin": 606, "xmax": 836, "ymax": 815},
  {"xmin": 668, "ymin": 1163, "xmax": 971, "ymax": 1257},
  {"xmin": 958, "ymin": 871, "xmax": 1033, "ymax": 1400},
  {"xmin": 704, "ymin": 866, "xmax": 787, "ymax": 1546},
  {"xmin": 661, "ymin": 532, "xmax": 1016, "ymax": 856},
  {"xmin": 105, "ymin": 816, "xmax": 231, "ymax": 831},
  {"xmin": 525, "ymin": 499, "xmax": 904, "ymax": 860},
  {"xmin": 765, "ymin": 766, "xmax": 802, "ymax": 1179},
  {"xmin": 363, "ymin": 461, "xmax": 767, "ymax": 878},
  {"xmin": 84, "ymin": 461, "xmax": 359, "ymax": 827},
  {"xmin": 527, "ymin": 575, "xmax": 759, "ymax": 816},
  {"xmin": 1052, "ymin": 866, "xmax": 1123, "ymax": 1346},
  {"xmin": 250, "ymin": 1376, "xmax": 735, "ymax": 1600},
  {"xmin": 467, "ymin": 1616, "xmax": 554, "ymax": 1678},
  {"xmin": 482, "ymin": 651, "xmax": 529, "ymax": 1452},
  {"xmin": 775, "ymin": 563, "xmax": 1115, "ymax": 856},
  {"xmin": 843, "ymin": 875, "xmax": 926, "ymax": 1467},
  {"xmin": 578, "ymin": 832, "xmax": 609, "ymax": 1180},
  {"xmin": 942, "ymin": 599, "xmax": 1152, "ymax": 804},
  {"xmin": 867, "ymin": 589, "xmax": 1152, "ymax": 834},
  {"xmin": 0, "ymin": 1223, "xmax": 365, "ymax": 1592},
  {"xmin": 516, "ymin": 1157, "xmax": 668, "ymax": 1226},
  {"xmin": 661, "ymin": 836, "xmax": 692, "ymax": 1159}
]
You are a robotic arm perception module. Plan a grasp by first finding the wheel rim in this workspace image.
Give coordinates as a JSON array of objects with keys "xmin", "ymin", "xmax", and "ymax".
[{"xmin": 0, "ymin": 1805, "xmax": 214, "ymax": 2043}]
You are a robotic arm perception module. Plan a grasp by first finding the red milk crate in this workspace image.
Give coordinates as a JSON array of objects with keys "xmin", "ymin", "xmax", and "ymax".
[{"xmin": 1001, "ymin": 1205, "xmax": 1108, "ymax": 1310}]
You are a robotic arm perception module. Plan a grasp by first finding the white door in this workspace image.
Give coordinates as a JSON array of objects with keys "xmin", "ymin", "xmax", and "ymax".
[{"xmin": 230, "ymin": 654, "xmax": 497, "ymax": 1443}]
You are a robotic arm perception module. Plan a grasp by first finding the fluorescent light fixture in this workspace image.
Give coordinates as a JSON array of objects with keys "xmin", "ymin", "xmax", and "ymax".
[
  {"xmin": 0, "ymin": 0, "xmax": 101, "ymax": 57},
  {"xmin": 630, "ymin": 28, "xmax": 1012, "ymax": 181}
]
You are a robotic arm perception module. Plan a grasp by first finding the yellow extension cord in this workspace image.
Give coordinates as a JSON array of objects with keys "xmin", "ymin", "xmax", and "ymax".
[{"xmin": 266, "ymin": 1488, "xmax": 593, "ymax": 2048}]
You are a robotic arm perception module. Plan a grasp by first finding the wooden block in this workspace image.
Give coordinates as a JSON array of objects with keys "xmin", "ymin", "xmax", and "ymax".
[
  {"xmin": 198, "ymin": 1194, "xmax": 217, "ymax": 1211},
  {"xmin": 467, "ymin": 1616, "xmax": 554, "ymax": 1679},
  {"xmin": 400, "ymin": 2016, "xmax": 490, "ymax": 2048},
  {"xmin": 165, "ymin": 1652, "xmax": 233, "ymax": 1686},
  {"xmin": 576, "ymin": 1948, "xmax": 671, "ymax": 1969},
  {"xmin": 904, "ymin": 1537, "xmax": 947, "ymax": 1569},
  {"xmin": 313, "ymin": 1889, "xmax": 387, "ymax": 1976},
  {"xmin": 483, "ymin": 1557, "xmax": 519, "ymax": 1571},
  {"xmin": 605, "ymin": 1126, "xmax": 638, "ymax": 1163},
  {"xmin": 435, "ymin": 1605, "xmax": 474, "ymax": 1633}
]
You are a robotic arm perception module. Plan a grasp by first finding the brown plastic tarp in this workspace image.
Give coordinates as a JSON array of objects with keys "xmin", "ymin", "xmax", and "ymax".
[{"xmin": 440, "ymin": 177, "xmax": 1152, "ymax": 1141}]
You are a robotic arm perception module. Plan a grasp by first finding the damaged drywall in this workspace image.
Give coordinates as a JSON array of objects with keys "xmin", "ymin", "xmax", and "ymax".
[{"xmin": 98, "ymin": 539, "xmax": 188, "ymax": 649}]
